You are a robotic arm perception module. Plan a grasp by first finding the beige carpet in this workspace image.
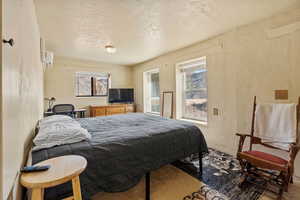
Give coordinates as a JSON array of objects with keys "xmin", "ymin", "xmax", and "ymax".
[
  {"xmin": 92, "ymin": 165, "xmax": 300, "ymax": 200},
  {"xmin": 92, "ymin": 165, "xmax": 205, "ymax": 200}
]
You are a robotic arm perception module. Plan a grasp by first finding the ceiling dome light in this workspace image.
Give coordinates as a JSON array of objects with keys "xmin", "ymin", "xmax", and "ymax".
[{"xmin": 105, "ymin": 45, "xmax": 116, "ymax": 54}]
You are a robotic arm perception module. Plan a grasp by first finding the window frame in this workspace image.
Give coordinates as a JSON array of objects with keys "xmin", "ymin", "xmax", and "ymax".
[
  {"xmin": 176, "ymin": 57, "xmax": 208, "ymax": 123},
  {"xmin": 75, "ymin": 72, "xmax": 110, "ymax": 97},
  {"xmin": 143, "ymin": 68, "xmax": 160, "ymax": 114}
]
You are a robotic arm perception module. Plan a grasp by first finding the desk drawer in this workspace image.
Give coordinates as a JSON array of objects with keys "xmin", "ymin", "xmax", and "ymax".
[
  {"xmin": 126, "ymin": 105, "xmax": 135, "ymax": 112},
  {"xmin": 106, "ymin": 106, "xmax": 125, "ymax": 115},
  {"xmin": 91, "ymin": 107, "xmax": 106, "ymax": 117}
]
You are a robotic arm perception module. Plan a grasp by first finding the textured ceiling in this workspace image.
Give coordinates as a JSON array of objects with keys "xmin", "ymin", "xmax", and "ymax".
[{"xmin": 34, "ymin": 0, "xmax": 299, "ymax": 65}]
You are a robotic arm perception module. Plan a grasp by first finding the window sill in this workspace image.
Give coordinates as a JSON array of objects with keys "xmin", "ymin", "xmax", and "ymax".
[
  {"xmin": 145, "ymin": 112, "xmax": 160, "ymax": 116},
  {"xmin": 179, "ymin": 118, "xmax": 208, "ymax": 127}
]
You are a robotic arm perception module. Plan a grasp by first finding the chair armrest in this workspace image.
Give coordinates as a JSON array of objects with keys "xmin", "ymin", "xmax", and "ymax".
[
  {"xmin": 236, "ymin": 133, "xmax": 252, "ymax": 154},
  {"xmin": 289, "ymin": 144, "xmax": 300, "ymax": 155},
  {"xmin": 236, "ymin": 133, "xmax": 252, "ymax": 137},
  {"xmin": 290, "ymin": 144, "xmax": 300, "ymax": 150}
]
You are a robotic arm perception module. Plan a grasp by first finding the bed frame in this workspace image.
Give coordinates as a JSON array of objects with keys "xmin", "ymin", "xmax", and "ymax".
[{"xmin": 144, "ymin": 152, "xmax": 203, "ymax": 200}]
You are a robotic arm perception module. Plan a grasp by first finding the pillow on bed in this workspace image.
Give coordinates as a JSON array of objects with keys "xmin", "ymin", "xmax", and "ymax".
[
  {"xmin": 39, "ymin": 115, "xmax": 73, "ymax": 126},
  {"xmin": 33, "ymin": 119, "xmax": 91, "ymax": 151}
]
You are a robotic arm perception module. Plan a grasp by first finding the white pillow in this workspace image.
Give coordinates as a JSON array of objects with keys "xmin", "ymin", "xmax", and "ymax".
[
  {"xmin": 39, "ymin": 115, "xmax": 73, "ymax": 126},
  {"xmin": 33, "ymin": 119, "xmax": 91, "ymax": 151}
]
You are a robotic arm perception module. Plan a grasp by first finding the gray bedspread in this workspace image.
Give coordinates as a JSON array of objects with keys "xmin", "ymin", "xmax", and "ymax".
[{"xmin": 32, "ymin": 113, "xmax": 208, "ymax": 200}]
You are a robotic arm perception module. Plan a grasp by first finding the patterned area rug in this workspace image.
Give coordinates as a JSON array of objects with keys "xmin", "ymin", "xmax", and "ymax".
[
  {"xmin": 183, "ymin": 185, "xmax": 229, "ymax": 200},
  {"xmin": 173, "ymin": 148, "xmax": 266, "ymax": 200}
]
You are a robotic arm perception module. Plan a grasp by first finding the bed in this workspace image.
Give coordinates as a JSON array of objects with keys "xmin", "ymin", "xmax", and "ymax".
[{"xmin": 31, "ymin": 113, "xmax": 208, "ymax": 200}]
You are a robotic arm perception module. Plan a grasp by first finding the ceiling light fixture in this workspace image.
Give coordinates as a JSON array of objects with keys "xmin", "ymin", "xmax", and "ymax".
[{"xmin": 105, "ymin": 45, "xmax": 116, "ymax": 54}]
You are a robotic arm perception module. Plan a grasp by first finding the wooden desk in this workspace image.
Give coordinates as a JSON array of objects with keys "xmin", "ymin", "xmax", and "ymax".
[
  {"xmin": 44, "ymin": 108, "xmax": 87, "ymax": 118},
  {"xmin": 90, "ymin": 104, "xmax": 135, "ymax": 117},
  {"xmin": 21, "ymin": 155, "xmax": 87, "ymax": 200}
]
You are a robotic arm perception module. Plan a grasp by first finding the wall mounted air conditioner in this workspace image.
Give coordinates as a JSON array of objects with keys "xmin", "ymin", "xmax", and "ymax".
[{"xmin": 40, "ymin": 38, "xmax": 54, "ymax": 69}]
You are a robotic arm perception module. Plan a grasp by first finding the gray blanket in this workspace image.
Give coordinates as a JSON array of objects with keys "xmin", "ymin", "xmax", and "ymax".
[{"xmin": 32, "ymin": 113, "xmax": 208, "ymax": 200}]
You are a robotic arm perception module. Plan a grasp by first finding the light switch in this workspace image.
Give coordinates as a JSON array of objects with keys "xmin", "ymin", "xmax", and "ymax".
[{"xmin": 213, "ymin": 108, "xmax": 219, "ymax": 116}]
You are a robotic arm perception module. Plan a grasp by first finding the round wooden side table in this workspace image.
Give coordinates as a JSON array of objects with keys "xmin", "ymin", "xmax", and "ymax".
[{"xmin": 21, "ymin": 155, "xmax": 87, "ymax": 200}]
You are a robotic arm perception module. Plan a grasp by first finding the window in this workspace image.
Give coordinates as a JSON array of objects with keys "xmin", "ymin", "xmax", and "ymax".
[
  {"xmin": 75, "ymin": 72, "xmax": 110, "ymax": 97},
  {"xmin": 143, "ymin": 69, "xmax": 160, "ymax": 114},
  {"xmin": 176, "ymin": 57, "xmax": 207, "ymax": 122}
]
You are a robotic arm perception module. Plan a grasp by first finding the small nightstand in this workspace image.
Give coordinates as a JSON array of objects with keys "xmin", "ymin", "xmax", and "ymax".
[{"xmin": 21, "ymin": 155, "xmax": 87, "ymax": 200}]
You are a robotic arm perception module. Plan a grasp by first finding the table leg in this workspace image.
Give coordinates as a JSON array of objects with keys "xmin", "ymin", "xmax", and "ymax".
[
  {"xmin": 145, "ymin": 172, "xmax": 150, "ymax": 200},
  {"xmin": 32, "ymin": 188, "xmax": 43, "ymax": 200},
  {"xmin": 41, "ymin": 189, "xmax": 44, "ymax": 199},
  {"xmin": 72, "ymin": 176, "xmax": 82, "ymax": 200}
]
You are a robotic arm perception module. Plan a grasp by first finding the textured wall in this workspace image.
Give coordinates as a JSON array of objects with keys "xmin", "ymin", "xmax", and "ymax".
[
  {"xmin": 132, "ymin": 7, "xmax": 300, "ymax": 177},
  {"xmin": 44, "ymin": 57, "xmax": 133, "ymax": 115},
  {"xmin": 2, "ymin": 0, "xmax": 44, "ymax": 199},
  {"xmin": 0, "ymin": 0, "xmax": 3, "ymax": 198}
]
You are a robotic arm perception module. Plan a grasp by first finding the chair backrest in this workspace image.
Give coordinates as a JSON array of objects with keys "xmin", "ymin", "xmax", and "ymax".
[
  {"xmin": 249, "ymin": 96, "xmax": 300, "ymax": 152},
  {"xmin": 52, "ymin": 104, "xmax": 75, "ymax": 117}
]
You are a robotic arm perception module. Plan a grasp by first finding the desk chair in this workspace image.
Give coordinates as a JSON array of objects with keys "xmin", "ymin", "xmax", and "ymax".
[{"xmin": 52, "ymin": 104, "xmax": 75, "ymax": 118}]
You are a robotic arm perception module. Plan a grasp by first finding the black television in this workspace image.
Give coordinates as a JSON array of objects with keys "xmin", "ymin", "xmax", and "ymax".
[{"xmin": 108, "ymin": 88, "xmax": 134, "ymax": 103}]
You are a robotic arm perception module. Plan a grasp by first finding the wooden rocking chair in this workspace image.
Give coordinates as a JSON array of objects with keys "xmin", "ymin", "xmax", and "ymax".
[{"xmin": 236, "ymin": 96, "xmax": 300, "ymax": 199}]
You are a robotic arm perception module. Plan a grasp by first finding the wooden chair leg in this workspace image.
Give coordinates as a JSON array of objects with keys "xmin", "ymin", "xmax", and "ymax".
[
  {"xmin": 285, "ymin": 181, "xmax": 290, "ymax": 192},
  {"xmin": 278, "ymin": 187, "xmax": 284, "ymax": 200},
  {"xmin": 72, "ymin": 176, "xmax": 82, "ymax": 200},
  {"xmin": 32, "ymin": 188, "xmax": 43, "ymax": 200},
  {"xmin": 238, "ymin": 173, "xmax": 249, "ymax": 189},
  {"xmin": 284, "ymin": 173, "xmax": 290, "ymax": 192}
]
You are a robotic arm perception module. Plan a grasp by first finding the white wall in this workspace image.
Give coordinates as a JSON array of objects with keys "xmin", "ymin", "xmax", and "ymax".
[
  {"xmin": 2, "ymin": 0, "xmax": 44, "ymax": 199},
  {"xmin": 132, "ymin": 7, "xmax": 300, "ymax": 177},
  {"xmin": 44, "ymin": 57, "xmax": 133, "ymax": 115}
]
